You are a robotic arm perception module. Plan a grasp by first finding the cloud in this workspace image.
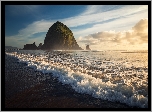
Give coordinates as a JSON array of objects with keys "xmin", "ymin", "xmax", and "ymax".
[
  {"xmin": 18, "ymin": 20, "xmax": 55, "ymax": 36},
  {"xmin": 118, "ymin": 18, "xmax": 148, "ymax": 45},
  {"xmin": 80, "ymin": 5, "xmax": 123, "ymax": 16},
  {"xmin": 72, "ymin": 5, "xmax": 148, "ymax": 38},
  {"xmin": 80, "ymin": 5, "xmax": 104, "ymax": 15},
  {"xmin": 5, "ymin": 5, "xmax": 148, "ymax": 49},
  {"xmin": 77, "ymin": 36, "xmax": 99, "ymax": 45},
  {"xmin": 5, "ymin": 19, "xmax": 56, "ymax": 48},
  {"xmin": 8, "ymin": 5, "xmax": 148, "ymax": 37},
  {"xmin": 77, "ymin": 19, "xmax": 148, "ymax": 50},
  {"xmin": 62, "ymin": 5, "xmax": 148, "ymax": 28}
]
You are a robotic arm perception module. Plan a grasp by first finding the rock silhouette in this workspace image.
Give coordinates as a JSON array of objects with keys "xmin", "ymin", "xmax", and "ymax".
[
  {"xmin": 38, "ymin": 43, "xmax": 42, "ymax": 50},
  {"xmin": 41, "ymin": 21, "xmax": 82, "ymax": 50},
  {"xmin": 23, "ymin": 42, "xmax": 37, "ymax": 50},
  {"xmin": 86, "ymin": 45, "xmax": 91, "ymax": 50}
]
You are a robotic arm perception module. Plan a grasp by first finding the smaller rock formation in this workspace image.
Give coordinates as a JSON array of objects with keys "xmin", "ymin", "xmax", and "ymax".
[
  {"xmin": 23, "ymin": 42, "xmax": 37, "ymax": 50},
  {"xmin": 86, "ymin": 45, "xmax": 91, "ymax": 50},
  {"xmin": 38, "ymin": 43, "xmax": 42, "ymax": 50}
]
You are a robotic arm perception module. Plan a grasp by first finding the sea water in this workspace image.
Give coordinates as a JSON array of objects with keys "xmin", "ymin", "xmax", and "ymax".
[{"xmin": 5, "ymin": 50, "xmax": 148, "ymax": 108}]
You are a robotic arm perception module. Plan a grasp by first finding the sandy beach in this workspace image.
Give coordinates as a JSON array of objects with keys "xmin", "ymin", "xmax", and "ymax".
[{"xmin": 5, "ymin": 54, "xmax": 137, "ymax": 108}]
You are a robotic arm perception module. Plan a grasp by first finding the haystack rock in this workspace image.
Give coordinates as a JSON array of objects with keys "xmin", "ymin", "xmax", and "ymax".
[{"xmin": 41, "ymin": 21, "xmax": 82, "ymax": 50}]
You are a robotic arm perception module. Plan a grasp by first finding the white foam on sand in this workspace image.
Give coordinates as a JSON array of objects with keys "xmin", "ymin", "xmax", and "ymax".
[{"xmin": 5, "ymin": 50, "xmax": 148, "ymax": 108}]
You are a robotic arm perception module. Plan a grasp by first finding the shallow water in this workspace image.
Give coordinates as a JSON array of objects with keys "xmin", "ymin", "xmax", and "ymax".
[{"xmin": 5, "ymin": 50, "xmax": 148, "ymax": 108}]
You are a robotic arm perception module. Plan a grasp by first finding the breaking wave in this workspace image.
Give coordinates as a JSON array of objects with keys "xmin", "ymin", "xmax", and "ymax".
[{"xmin": 5, "ymin": 50, "xmax": 148, "ymax": 108}]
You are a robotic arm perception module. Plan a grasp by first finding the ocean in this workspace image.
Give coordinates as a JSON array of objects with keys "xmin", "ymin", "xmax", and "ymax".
[{"xmin": 5, "ymin": 50, "xmax": 148, "ymax": 108}]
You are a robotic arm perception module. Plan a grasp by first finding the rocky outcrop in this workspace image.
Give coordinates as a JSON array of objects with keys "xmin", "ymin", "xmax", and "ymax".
[
  {"xmin": 42, "ymin": 21, "xmax": 82, "ymax": 50},
  {"xmin": 38, "ymin": 43, "xmax": 42, "ymax": 50},
  {"xmin": 86, "ymin": 45, "xmax": 91, "ymax": 50},
  {"xmin": 23, "ymin": 42, "xmax": 37, "ymax": 50},
  {"xmin": 23, "ymin": 21, "xmax": 83, "ymax": 50}
]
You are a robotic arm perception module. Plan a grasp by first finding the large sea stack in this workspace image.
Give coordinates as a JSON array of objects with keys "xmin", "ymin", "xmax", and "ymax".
[{"xmin": 42, "ymin": 21, "xmax": 82, "ymax": 50}]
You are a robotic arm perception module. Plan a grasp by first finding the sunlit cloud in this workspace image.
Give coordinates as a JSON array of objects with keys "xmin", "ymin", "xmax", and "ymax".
[
  {"xmin": 73, "ymin": 8, "xmax": 148, "ymax": 38},
  {"xmin": 78, "ymin": 19, "xmax": 148, "ymax": 50}
]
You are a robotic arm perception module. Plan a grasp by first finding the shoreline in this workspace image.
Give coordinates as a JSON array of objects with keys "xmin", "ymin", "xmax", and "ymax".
[{"xmin": 5, "ymin": 54, "xmax": 137, "ymax": 108}]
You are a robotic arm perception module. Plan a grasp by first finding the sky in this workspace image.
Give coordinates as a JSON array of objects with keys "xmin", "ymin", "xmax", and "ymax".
[{"xmin": 5, "ymin": 5, "xmax": 148, "ymax": 50}]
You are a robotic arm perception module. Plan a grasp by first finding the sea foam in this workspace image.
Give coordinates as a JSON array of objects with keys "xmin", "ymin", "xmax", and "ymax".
[{"xmin": 5, "ymin": 50, "xmax": 148, "ymax": 108}]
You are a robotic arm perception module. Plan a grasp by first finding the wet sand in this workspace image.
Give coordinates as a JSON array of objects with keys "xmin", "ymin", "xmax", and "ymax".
[{"xmin": 5, "ymin": 54, "xmax": 136, "ymax": 108}]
